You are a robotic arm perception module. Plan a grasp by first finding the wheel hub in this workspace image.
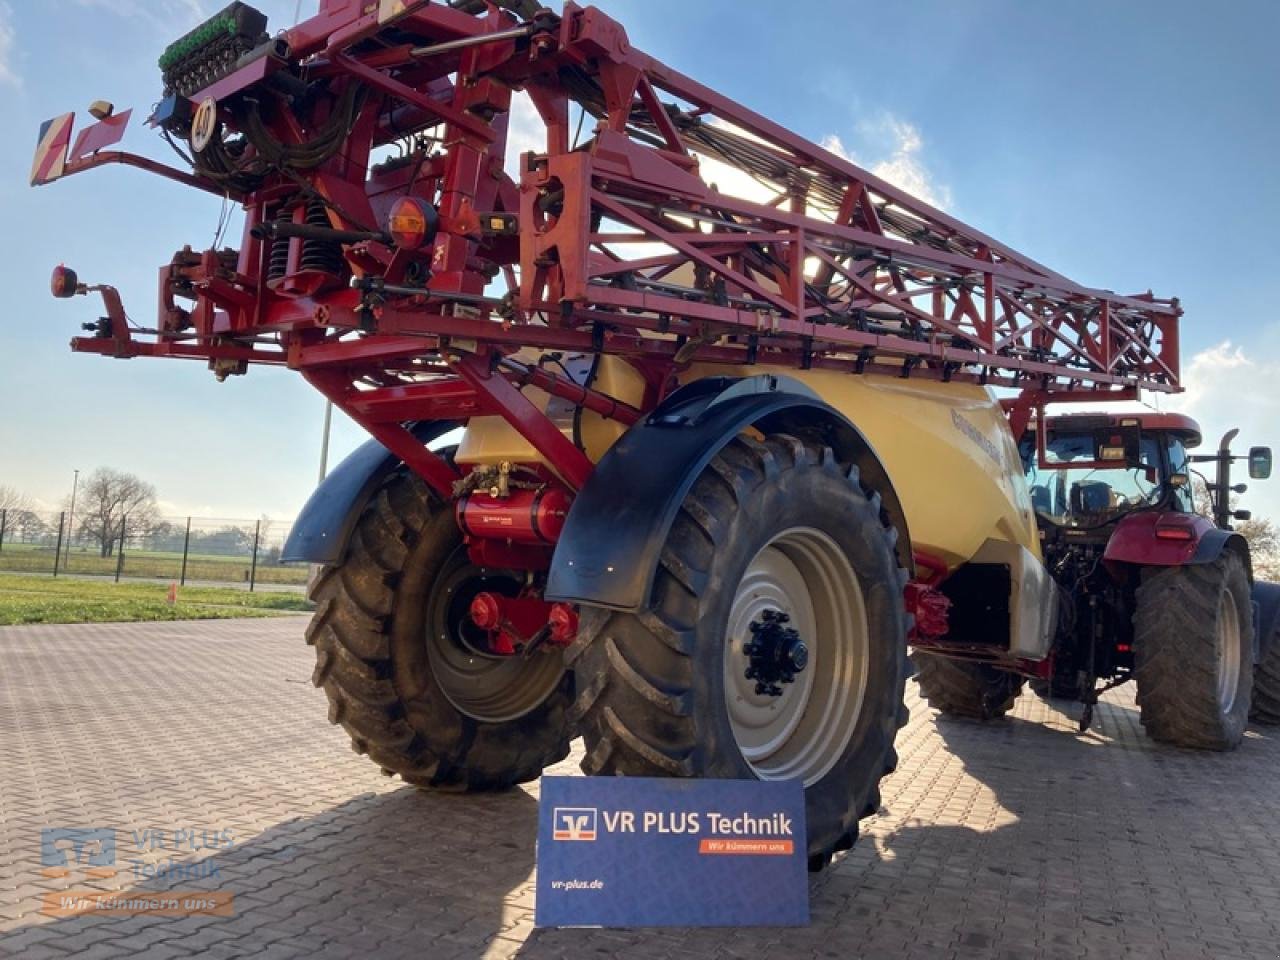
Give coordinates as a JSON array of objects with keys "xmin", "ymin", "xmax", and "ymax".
[
  {"xmin": 722, "ymin": 526, "xmax": 869, "ymax": 786},
  {"xmin": 743, "ymin": 610, "xmax": 809, "ymax": 696},
  {"xmin": 425, "ymin": 547, "xmax": 565, "ymax": 723}
]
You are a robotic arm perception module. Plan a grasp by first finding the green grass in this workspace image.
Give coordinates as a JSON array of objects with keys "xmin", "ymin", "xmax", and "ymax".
[
  {"xmin": 0, "ymin": 543, "xmax": 309, "ymax": 585},
  {"xmin": 0, "ymin": 574, "xmax": 313, "ymax": 626}
]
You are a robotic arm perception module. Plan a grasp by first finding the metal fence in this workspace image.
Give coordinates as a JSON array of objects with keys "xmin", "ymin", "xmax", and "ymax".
[{"xmin": 0, "ymin": 509, "xmax": 308, "ymax": 589}]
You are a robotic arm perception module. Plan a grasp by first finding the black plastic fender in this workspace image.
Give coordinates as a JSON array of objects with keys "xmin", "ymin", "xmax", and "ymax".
[
  {"xmin": 1193, "ymin": 526, "xmax": 1252, "ymax": 567},
  {"xmin": 281, "ymin": 421, "xmax": 457, "ymax": 565},
  {"xmin": 1254, "ymin": 580, "xmax": 1280, "ymax": 663},
  {"xmin": 544, "ymin": 374, "xmax": 912, "ymax": 611}
]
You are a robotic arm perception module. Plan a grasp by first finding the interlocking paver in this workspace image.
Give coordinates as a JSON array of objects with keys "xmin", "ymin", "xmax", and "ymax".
[{"xmin": 0, "ymin": 618, "xmax": 1278, "ymax": 959}]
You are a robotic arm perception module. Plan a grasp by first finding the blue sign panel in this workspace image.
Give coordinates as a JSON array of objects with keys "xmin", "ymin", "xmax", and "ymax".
[{"xmin": 535, "ymin": 776, "xmax": 808, "ymax": 928}]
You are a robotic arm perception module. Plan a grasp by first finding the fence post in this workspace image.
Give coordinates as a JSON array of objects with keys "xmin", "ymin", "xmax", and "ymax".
[
  {"xmin": 114, "ymin": 515, "xmax": 127, "ymax": 583},
  {"xmin": 180, "ymin": 517, "xmax": 192, "ymax": 586},
  {"xmin": 52, "ymin": 512, "xmax": 65, "ymax": 577},
  {"xmin": 249, "ymin": 519, "xmax": 261, "ymax": 592},
  {"xmin": 0, "ymin": 509, "xmax": 6, "ymax": 553}
]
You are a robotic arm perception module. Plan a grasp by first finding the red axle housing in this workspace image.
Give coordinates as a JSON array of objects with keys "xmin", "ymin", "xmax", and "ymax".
[{"xmin": 469, "ymin": 592, "xmax": 578, "ymax": 654}]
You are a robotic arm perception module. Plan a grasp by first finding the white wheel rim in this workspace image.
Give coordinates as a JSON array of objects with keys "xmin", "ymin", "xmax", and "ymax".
[
  {"xmin": 1217, "ymin": 590, "xmax": 1242, "ymax": 714},
  {"xmin": 723, "ymin": 527, "xmax": 869, "ymax": 786}
]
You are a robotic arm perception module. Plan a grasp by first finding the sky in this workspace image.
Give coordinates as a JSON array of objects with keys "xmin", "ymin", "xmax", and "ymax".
[{"xmin": 0, "ymin": 0, "xmax": 1278, "ymax": 523}]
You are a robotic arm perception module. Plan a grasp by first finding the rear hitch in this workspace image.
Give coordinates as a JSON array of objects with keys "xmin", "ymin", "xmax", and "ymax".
[{"xmin": 1078, "ymin": 672, "xmax": 1132, "ymax": 733}]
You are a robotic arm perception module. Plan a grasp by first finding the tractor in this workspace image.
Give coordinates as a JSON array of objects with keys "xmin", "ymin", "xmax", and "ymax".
[
  {"xmin": 911, "ymin": 409, "xmax": 1279, "ymax": 748},
  {"xmin": 32, "ymin": 0, "xmax": 1280, "ymax": 869}
]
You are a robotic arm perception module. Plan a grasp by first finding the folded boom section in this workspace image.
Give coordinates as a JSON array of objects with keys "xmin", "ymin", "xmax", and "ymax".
[{"xmin": 42, "ymin": 0, "xmax": 1180, "ymax": 486}]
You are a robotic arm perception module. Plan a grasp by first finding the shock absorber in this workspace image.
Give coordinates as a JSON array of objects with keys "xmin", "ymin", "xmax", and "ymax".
[
  {"xmin": 299, "ymin": 202, "xmax": 345, "ymax": 277},
  {"xmin": 266, "ymin": 206, "xmax": 293, "ymax": 281}
]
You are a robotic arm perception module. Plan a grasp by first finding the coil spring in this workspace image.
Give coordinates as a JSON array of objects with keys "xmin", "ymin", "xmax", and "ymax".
[
  {"xmin": 266, "ymin": 207, "xmax": 293, "ymax": 281},
  {"xmin": 300, "ymin": 202, "xmax": 345, "ymax": 276}
]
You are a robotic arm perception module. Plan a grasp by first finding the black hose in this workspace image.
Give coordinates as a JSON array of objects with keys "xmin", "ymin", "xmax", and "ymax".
[
  {"xmin": 240, "ymin": 82, "xmax": 367, "ymax": 171},
  {"xmin": 572, "ymin": 352, "xmax": 602, "ymax": 452}
]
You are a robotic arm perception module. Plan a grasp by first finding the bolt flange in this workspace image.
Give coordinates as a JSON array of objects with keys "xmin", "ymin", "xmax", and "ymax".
[{"xmin": 743, "ymin": 609, "xmax": 808, "ymax": 697}]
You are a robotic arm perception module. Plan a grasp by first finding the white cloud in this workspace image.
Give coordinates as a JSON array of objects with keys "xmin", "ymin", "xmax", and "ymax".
[
  {"xmin": 0, "ymin": 2, "xmax": 19, "ymax": 88},
  {"xmin": 822, "ymin": 117, "xmax": 952, "ymax": 212},
  {"xmin": 504, "ymin": 91, "xmax": 547, "ymax": 177},
  {"xmin": 1166, "ymin": 339, "xmax": 1280, "ymax": 524}
]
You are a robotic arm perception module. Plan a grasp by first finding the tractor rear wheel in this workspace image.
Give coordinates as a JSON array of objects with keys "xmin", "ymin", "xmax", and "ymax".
[
  {"xmin": 1252, "ymin": 634, "xmax": 1280, "ymax": 725},
  {"xmin": 568, "ymin": 434, "xmax": 909, "ymax": 870},
  {"xmin": 1133, "ymin": 553, "xmax": 1254, "ymax": 750},
  {"xmin": 306, "ymin": 468, "xmax": 573, "ymax": 790},
  {"xmin": 912, "ymin": 653, "xmax": 1025, "ymax": 719}
]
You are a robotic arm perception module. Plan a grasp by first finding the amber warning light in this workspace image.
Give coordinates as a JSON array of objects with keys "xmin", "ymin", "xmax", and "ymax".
[
  {"xmin": 51, "ymin": 264, "xmax": 81, "ymax": 298},
  {"xmin": 387, "ymin": 197, "xmax": 439, "ymax": 250}
]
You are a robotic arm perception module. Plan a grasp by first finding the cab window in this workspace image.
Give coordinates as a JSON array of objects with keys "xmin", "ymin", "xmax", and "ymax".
[
  {"xmin": 1021, "ymin": 432, "xmax": 1163, "ymax": 525},
  {"xmin": 1166, "ymin": 436, "xmax": 1194, "ymax": 513}
]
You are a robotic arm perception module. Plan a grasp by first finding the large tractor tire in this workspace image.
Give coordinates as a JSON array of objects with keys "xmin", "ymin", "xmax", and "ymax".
[
  {"xmin": 912, "ymin": 653, "xmax": 1025, "ymax": 719},
  {"xmin": 568, "ymin": 434, "xmax": 909, "ymax": 871},
  {"xmin": 1252, "ymin": 633, "xmax": 1280, "ymax": 725},
  {"xmin": 1133, "ymin": 552, "xmax": 1254, "ymax": 750},
  {"xmin": 307, "ymin": 468, "xmax": 573, "ymax": 790}
]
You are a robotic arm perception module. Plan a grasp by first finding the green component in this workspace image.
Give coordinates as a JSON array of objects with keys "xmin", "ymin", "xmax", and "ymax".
[
  {"xmin": 159, "ymin": 16, "xmax": 237, "ymax": 71},
  {"xmin": 157, "ymin": 4, "xmax": 268, "ymax": 75}
]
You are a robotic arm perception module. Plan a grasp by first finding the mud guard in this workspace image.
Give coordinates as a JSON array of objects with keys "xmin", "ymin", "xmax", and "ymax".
[
  {"xmin": 1104, "ymin": 512, "xmax": 1249, "ymax": 569},
  {"xmin": 281, "ymin": 421, "xmax": 457, "ymax": 565},
  {"xmin": 1254, "ymin": 581, "xmax": 1280, "ymax": 663},
  {"xmin": 544, "ymin": 374, "xmax": 912, "ymax": 612},
  {"xmin": 1105, "ymin": 512, "xmax": 1275, "ymax": 662}
]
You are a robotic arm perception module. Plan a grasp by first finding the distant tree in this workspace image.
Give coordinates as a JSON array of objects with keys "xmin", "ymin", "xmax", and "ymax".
[
  {"xmin": 11, "ymin": 510, "xmax": 49, "ymax": 543},
  {"xmin": 75, "ymin": 468, "xmax": 159, "ymax": 558},
  {"xmin": 191, "ymin": 524, "xmax": 254, "ymax": 556},
  {"xmin": 146, "ymin": 520, "xmax": 180, "ymax": 553},
  {"xmin": 227, "ymin": 525, "xmax": 256, "ymax": 553},
  {"xmin": 1193, "ymin": 477, "xmax": 1280, "ymax": 579},
  {"xmin": 0, "ymin": 485, "xmax": 31, "ymax": 514}
]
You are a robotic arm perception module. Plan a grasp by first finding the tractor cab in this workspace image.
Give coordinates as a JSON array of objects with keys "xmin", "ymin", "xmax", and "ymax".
[{"xmin": 1019, "ymin": 413, "xmax": 1202, "ymax": 529}]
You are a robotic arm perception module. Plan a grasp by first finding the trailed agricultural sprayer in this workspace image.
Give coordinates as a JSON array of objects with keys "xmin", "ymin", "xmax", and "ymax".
[{"xmin": 34, "ymin": 0, "xmax": 1280, "ymax": 867}]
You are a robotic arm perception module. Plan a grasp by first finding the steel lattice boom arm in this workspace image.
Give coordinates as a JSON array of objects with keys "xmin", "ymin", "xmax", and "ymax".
[{"xmin": 37, "ymin": 0, "xmax": 1181, "ymax": 492}]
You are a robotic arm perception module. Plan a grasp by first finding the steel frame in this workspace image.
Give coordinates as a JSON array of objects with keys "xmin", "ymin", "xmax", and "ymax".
[{"xmin": 47, "ymin": 0, "xmax": 1181, "ymax": 500}]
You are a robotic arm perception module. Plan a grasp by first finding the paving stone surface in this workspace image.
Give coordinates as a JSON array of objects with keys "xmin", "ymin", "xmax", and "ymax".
[{"xmin": 1, "ymin": 617, "xmax": 1278, "ymax": 959}]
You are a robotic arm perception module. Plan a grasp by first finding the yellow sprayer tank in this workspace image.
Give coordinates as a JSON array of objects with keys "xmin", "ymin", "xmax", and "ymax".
[
  {"xmin": 458, "ymin": 358, "xmax": 1053, "ymax": 659},
  {"xmin": 754, "ymin": 368, "xmax": 1042, "ymax": 567},
  {"xmin": 461, "ymin": 358, "xmax": 1039, "ymax": 567}
]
